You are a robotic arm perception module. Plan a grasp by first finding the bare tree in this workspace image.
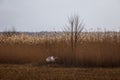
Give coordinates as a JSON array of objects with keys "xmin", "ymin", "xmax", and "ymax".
[
  {"xmin": 65, "ymin": 15, "xmax": 84, "ymax": 52},
  {"xmin": 4, "ymin": 26, "xmax": 17, "ymax": 37},
  {"xmin": 64, "ymin": 15, "xmax": 84, "ymax": 65}
]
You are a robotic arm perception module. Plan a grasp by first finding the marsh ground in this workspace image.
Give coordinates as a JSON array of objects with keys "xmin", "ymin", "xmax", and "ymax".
[{"xmin": 0, "ymin": 64, "xmax": 120, "ymax": 80}]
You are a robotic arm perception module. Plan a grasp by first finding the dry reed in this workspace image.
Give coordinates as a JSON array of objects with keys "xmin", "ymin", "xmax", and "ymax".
[{"xmin": 0, "ymin": 31, "xmax": 120, "ymax": 67}]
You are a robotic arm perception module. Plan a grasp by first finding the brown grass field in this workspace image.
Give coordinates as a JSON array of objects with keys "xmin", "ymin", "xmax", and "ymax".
[
  {"xmin": 0, "ymin": 32, "xmax": 120, "ymax": 66},
  {"xmin": 0, "ymin": 32, "xmax": 120, "ymax": 79},
  {"xmin": 0, "ymin": 64, "xmax": 120, "ymax": 80}
]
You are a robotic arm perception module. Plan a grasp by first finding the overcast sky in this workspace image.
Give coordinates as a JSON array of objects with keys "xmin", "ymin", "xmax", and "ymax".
[{"xmin": 0, "ymin": 0, "xmax": 120, "ymax": 32}]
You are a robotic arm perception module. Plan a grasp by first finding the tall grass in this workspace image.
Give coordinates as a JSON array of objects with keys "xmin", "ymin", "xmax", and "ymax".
[{"xmin": 0, "ymin": 31, "xmax": 120, "ymax": 67}]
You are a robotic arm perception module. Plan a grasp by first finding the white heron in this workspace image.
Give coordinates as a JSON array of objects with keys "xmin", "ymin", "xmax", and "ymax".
[{"xmin": 46, "ymin": 56, "xmax": 58, "ymax": 63}]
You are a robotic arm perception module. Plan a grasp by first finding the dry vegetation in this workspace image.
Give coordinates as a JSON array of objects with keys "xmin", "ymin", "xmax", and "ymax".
[
  {"xmin": 0, "ymin": 64, "xmax": 120, "ymax": 80},
  {"xmin": 0, "ymin": 31, "xmax": 120, "ymax": 80},
  {"xmin": 0, "ymin": 31, "xmax": 120, "ymax": 67}
]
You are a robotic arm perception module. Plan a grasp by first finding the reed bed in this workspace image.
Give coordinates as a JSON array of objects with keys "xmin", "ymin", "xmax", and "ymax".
[{"xmin": 0, "ymin": 31, "xmax": 120, "ymax": 67}]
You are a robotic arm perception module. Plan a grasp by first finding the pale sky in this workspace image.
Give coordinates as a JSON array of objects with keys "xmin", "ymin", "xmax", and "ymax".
[{"xmin": 0, "ymin": 0, "xmax": 120, "ymax": 32}]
